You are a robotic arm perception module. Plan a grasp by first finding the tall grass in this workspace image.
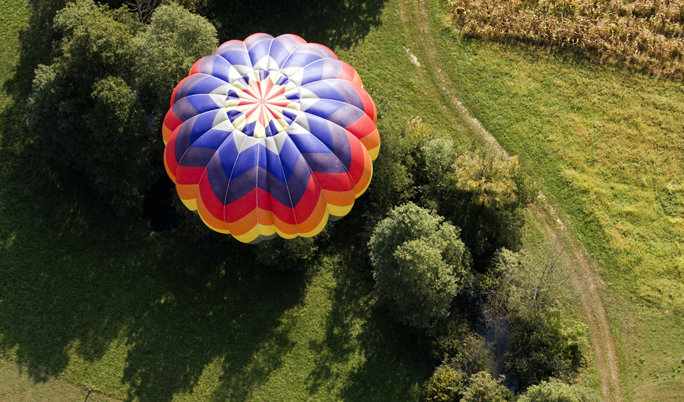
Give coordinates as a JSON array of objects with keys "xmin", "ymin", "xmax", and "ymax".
[{"xmin": 449, "ymin": 0, "xmax": 684, "ymax": 79}]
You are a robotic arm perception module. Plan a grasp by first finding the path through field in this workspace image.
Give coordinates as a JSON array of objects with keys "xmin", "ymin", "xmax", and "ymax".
[{"xmin": 398, "ymin": 0, "xmax": 622, "ymax": 400}]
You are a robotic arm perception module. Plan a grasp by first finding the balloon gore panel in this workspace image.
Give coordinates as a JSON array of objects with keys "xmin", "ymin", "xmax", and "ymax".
[{"xmin": 163, "ymin": 33, "xmax": 379, "ymax": 243}]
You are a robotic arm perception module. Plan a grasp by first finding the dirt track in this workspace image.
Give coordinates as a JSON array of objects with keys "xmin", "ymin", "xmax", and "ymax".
[{"xmin": 398, "ymin": 0, "xmax": 622, "ymax": 399}]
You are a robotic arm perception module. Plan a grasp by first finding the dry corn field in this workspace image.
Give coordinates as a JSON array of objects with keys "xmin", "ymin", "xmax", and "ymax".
[{"xmin": 449, "ymin": 0, "xmax": 683, "ymax": 79}]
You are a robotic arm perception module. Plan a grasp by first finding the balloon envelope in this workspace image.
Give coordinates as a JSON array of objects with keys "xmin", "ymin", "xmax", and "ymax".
[{"xmin": 162, "ymin": 33, "xmax": 379, "ymax": 243}]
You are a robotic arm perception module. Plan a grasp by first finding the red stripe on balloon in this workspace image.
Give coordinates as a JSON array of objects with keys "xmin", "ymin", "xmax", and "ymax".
[
  {"xmin": 292, "ymin": 175, "xmax": 321, "ymax": 222},
  {"xmin": 175, "ymin": 165, "xmax": 206, "ymax": 186},
  {"xmin": 163, "ymin": 108, "xmax": 183, "ymax": 136},
  {"xmin": 312, "ymin": 171, "xmax": 355, "ymax": 192},
  {"xmin": 189, "ymin": 58, "xmax": 202, "ymax": 76},
  {"xmin": 198, "ymin": 173, "xmax": 228, "ymax": 224},
  {"xmin": 170, "ymin": 75, "xmax": 192, "ymax": 107},
  {"xmin": 345, "ymin": 131, "xmax": 367, "ymax": 186},
  {"xmin": 224, "ymin": 189, "xmax": 257, "ymax": 222},
  {"xmin": 344, "ymin": 114, "xmax": 376, "ymax": 141},
  {"xmin": 164, "ymin": 129, "xmax": 180, "ymax": 177}
]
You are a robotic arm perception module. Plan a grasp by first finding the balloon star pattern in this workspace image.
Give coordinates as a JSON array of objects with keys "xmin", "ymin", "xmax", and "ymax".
[{"xmin": 162, "ymin": 33, "xmax": 380, "ymax": 243}]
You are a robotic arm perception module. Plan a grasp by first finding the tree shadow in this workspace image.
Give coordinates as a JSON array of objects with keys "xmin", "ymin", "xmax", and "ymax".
[
  {"xmin": 0, "ymin": 0, "xmax": 69, "ymax": 158},
  {"xmin": 0, "ymin": 148, "xmax": 308, "ymax": 400},
  {"xmin": 0, "ymin": 2, "xmax": 400, "ymax": 399},
  {"xmin": 305, "ymin": 252, "xmax": 431, "ymax": 399},
  {"xmin": 201, "ymin": 0, "xmax": 389, "ymax": 48}
]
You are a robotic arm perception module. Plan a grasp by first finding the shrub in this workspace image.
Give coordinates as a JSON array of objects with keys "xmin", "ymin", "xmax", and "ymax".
[
  {"xmin": 452, "ymin": 148, "xmax": 532, "ymax": 264},
  {"xmin": 505, "ymin": 309, "xmax": 587, "ymax": 388},
  {"xmin": 444, "ymin": 333, "xmax": 492, "ymax": 376},
  {"xmin": 461, "ymin": 371, "xmax": 512, "ymax": 402},
  {"xmin": 424, "ymin": 364, "xmax": 467, "ymax": 402},
  {"xmin": 481, "ymin": 248, "xmax": 573, "ymax": 324},
  {"xmin": 417, "ymin": 141, "xmax": 533, "ymax": 267},
  {"xmin": 518, "ymin": 378, "xmax": 600, "ymax": 402},
  {"xmin": 368, "ymin": 203, "xmax": 471, "ymax": 333}
]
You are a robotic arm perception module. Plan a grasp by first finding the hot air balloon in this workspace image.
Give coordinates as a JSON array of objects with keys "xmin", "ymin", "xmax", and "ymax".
[{"xmin": 162, "ymin": 33, "xmax": 380, "ymax": 243}]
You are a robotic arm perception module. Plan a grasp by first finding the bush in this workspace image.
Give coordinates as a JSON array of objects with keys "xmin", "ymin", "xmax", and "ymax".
[
  {"xmin": 442, "ymin": 333, "xmax": 492, "ymax": 376},
  {"xmin": 417, "ymin": 141, "xmax": 533, "ymax": 267},
  {"xmin": 481, "ymin": 248, "xmax": 571, "ymax": 321},
  {"xmin": 461, "ymin": 371, "xmax": 512, "ymax": 402},
  {"xmin": 518, "ymin": 378, "xmax": 600, "ymax": 402},
  {"xmin": 368, "ymin": 203, "xmax": 471, "ymax": 333},
  {"xmin": 424, "ymin": 364, "xmax": 467, "ymax": 402},
  {"xmin": 505, "ymin": 309, "xmax": 587, "ymax": 388},
  {"xmin": 365, "ymin": 117, "xmax": 420, "ymax": 215}
]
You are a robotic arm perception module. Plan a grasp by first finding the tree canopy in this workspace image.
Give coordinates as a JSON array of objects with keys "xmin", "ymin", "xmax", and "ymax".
[{"xmin": 368, "ymin": 203, "xmax": 471, "ymax": 333}]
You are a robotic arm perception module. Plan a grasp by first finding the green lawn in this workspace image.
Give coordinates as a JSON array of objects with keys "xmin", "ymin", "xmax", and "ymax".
[
  {"xmin": 0, "ymin": 357, "xmax": 116, "ymax": 401},
  {"xmin": 0, "ymin": 2, "xmax": 431, "ymax": 400},
  {"xmin": 1, "ymin": 0, "xmax": 682, "ymax": 400}
]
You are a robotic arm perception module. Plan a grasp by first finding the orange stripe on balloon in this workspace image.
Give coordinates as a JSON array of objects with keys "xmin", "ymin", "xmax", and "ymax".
[
  {"xmin": 354, "ymin": 148, "xmax": 373, "ymax": 197},
  {"xmin": 295, "ymin": 193, "xmax": 327, "ymax": 233},
  {"xmin": 321, "ymin": 188, "xmax": 355, "ymax": 208},
  {"xmin": 226, "ymin": 207, "xmax": 257, "ymax": 236},
  {"xmin": 176, "ymin": 183, "xmax": 196, "ymax": 201},
  {"xmin": 359, "ymin": 129, "xmax": 381, "ymax": 159},
  {"xmin": 196, "ymin": 176, "xmax": 230, "ymax": 232}
]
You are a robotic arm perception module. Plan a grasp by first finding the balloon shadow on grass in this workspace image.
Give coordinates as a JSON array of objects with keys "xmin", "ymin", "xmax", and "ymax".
[{"xmin": 201, "ymin": 0, "xmax": 389, "ymax": 48}]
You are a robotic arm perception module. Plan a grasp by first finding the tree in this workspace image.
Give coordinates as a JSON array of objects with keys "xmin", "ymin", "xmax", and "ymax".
[
  {"xmin": 26, "ymin": 0, "xmax": 149, "ymax": 213},
  {"xmin": 368, "ymin": 203, "xmax": 471, "ymax": 333},
  {"xmin": 517, "ymin": 378, "xmax": 600, "ymax": 402},
  {"xmin": 417, "ymin": 141, "xmax": 533, "ymax": 268},
  {"xmin": 133, "ymin": 2, "xmax": 218, "ymax": 119},
  {"xmin": 460, "ymin": 371, "xmax": 512, "ymax": 402},
  {"xmin": 481, "ymin": 248, "xmax": 571, "ymax": 322},
  {"xmin": 424, "ymin": 364, "xmax": 467, "ymax": 402},
  {"xmin": 505, "ymin": 309, "xmax": 587, "ymax": 388},
  {"xmin": 25, "ymin": 0, "xmax": 219, "ymax": 215}
]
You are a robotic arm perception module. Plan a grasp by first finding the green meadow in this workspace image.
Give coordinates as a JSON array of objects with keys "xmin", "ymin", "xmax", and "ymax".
[{"xmin": 1, "ymin": 0, "xmax": 681, "ymax": 400}]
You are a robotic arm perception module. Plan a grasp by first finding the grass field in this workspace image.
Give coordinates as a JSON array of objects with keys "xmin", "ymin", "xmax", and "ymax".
[
  {"xmin": 0, "ymin": 0, "xmax": 682, "ymax": 400},
  {"xmin": 0, "ymin": 2, "xmax": 432, "ymax": 400},
  {"xmin": 401, "ymin": 0, "xmax": 683, "ymax": 399}
]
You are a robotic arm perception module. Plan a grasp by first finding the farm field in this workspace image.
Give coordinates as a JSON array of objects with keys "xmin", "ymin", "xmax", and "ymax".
[{"xmin": 1, "ymin": 0, "xmax": 682, "ymax": 400}]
